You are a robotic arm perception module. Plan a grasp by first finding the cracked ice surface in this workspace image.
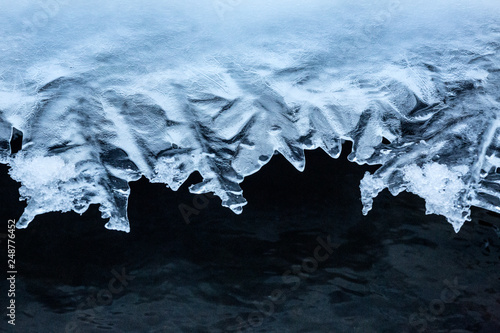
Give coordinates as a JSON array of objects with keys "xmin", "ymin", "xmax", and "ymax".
[{"xmin": 1, "ymin": 0, "xmax": 500, "ymax": 232}]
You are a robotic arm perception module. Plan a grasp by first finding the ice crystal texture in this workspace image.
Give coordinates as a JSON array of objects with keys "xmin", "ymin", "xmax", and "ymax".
[{"xmin": 1, "ymin": 0, "xmax": 499, "ymax": 232}]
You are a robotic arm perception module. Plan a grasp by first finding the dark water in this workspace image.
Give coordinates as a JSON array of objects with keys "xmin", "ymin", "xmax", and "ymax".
[{"xmin": 1, "ymin": 147, "xmax": 499, "ymax": 333}]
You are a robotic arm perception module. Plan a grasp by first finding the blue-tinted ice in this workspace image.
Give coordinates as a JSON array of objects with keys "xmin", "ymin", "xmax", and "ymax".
[{"xmin": 1, "ymin": 0, "xmax": 499, "ymax": 232}]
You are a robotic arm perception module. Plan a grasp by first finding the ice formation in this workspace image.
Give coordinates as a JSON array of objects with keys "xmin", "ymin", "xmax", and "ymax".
[{"xmin": 1, "ymin": 0, "xmax": 499, "ymax": 232}]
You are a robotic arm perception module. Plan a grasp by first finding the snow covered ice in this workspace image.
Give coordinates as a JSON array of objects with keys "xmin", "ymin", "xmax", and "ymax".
[{"xmin": 1, "ymin": 0, "xmax": 499, "ymax": 232}]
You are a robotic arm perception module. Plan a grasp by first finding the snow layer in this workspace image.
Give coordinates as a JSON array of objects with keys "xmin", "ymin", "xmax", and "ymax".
[{"xmin": 1, "ymin": 0, "xmax": 499, "ymax": 232}]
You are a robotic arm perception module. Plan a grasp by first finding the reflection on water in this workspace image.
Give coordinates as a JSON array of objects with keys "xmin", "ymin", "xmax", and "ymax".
[{"xmin": 2, "ymin": 148, "xmax": 499, "ymax": 332}]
